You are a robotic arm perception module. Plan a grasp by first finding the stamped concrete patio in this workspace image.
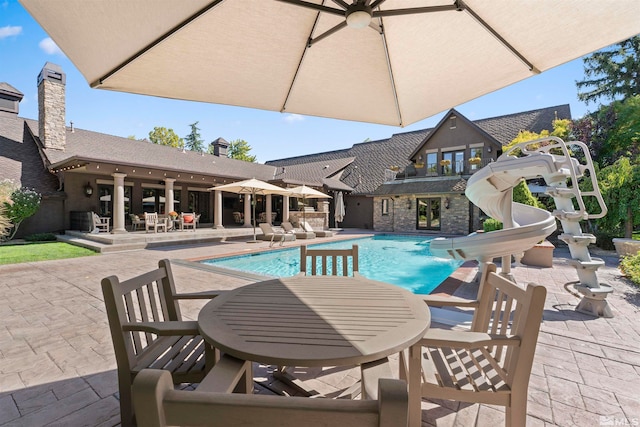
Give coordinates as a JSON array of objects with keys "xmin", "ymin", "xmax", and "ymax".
[{"xmin": 0, "ymin": 232, "xmax": 638, "ymax": 426}]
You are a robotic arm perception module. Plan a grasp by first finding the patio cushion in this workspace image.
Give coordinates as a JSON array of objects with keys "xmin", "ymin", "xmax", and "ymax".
[{"xmin": 183, "ymin": 215, "xmax": 194, "ymax": 223}]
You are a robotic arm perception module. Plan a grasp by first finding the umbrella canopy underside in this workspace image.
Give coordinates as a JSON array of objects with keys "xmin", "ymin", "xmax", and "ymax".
[{"xmin": 21, "ymin": 0, "xmax": 640, "ymax": 126}]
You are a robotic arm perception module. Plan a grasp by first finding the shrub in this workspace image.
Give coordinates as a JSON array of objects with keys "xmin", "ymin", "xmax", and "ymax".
[
  {"xmin": 24, "ymin": 233, "xmax": 57, "ymax": 242},
  {"xmin": 593, "ymin": 230, "xmax": 617, "ymax": 250},
  {"xmin": 3, "ymin": 187, "xmax": 41, "ymax": 241},
  {"xmin": 620, "ymin": 252, "xmax": 640, "ymax": 286},
  {"xmin": 483, "ymin": 218, "xmax": 503, "ymax": 232}
]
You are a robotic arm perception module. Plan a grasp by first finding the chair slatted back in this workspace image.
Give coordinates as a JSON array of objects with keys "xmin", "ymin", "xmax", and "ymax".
[
  {"xmin": 300, "ymin": 245, "xmax": 358, "ymax": 276},
  {"xmin": 133, "ymin": 369, "xmax": 408, "ymax": 427},
  {"xmin": 102, "ymin": 260, "xmax": 181, "ymax": 369},
  {"xmin": 471, "ymin": 263, "xmax": 546, "ymax": 387},
  {"xmin": 145, "ymin": 212, "xmax": 159, "ymax": 225}
]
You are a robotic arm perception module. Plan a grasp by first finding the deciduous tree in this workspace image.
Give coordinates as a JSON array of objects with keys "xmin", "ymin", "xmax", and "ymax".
[
  {"xmin": 227, "ymin": 139, "xmax": 257, "ymax": 162},
  {"xmin": 148, "ymin": 127, "xmax": 184, "ymax": 148}
]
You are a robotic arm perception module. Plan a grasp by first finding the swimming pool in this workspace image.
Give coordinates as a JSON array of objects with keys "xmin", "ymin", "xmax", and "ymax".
[{"xmin": 200, "ymin": 235, "xmax": 462, "ymax": 294}]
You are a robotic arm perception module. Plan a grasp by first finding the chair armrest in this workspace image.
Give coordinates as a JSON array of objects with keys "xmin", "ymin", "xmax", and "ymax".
[
  {"xmin": 421, "ymin": 329, "xmax": 521, "ymax": 348},
  {"xmin": 122, "ymin": 320, "xmax": 199, "ymax": 335},
  {"xmin": 173, "ymin": 290, "xmax": 225, "ymax": 300},
  {"xmin": 421, "ymin": 295, "xmax": 479, "ymax": 308}
]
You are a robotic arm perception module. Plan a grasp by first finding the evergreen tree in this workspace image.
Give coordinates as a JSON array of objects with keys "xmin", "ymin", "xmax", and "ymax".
[
  {"xmin": 576, "ymin": 36, "xmax": 640, "ymax": 105},
  {"xmin": 184, "ymin": 121, "xmax": 205, "ymax": 152}
]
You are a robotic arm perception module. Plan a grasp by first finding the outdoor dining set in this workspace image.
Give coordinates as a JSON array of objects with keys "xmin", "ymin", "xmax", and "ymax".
[{"xmin": 101, "ymin": 244, "xmax": 546, "ymax": 427}]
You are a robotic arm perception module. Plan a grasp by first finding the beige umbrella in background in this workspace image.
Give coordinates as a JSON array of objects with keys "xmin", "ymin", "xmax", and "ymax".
[
  {"xmin": 19, "ymin": 1, "xmax": 640, "ymax": 127},
  {"xmin": 335, "ymin": 191, "xmax": 345, "ymax": 225},
  {"xmin": 211, "ymin": 178, "xmax": 288, "ymax": 242},
  {"xmin": 286, "ymin": 185, "xmax": 331, "ymax": 227}
]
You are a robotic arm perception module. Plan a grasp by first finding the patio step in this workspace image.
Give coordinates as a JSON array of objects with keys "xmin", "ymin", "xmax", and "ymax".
[{"xmin": 56, "ymin": 234, "xmax": 147, "ymax": 253}]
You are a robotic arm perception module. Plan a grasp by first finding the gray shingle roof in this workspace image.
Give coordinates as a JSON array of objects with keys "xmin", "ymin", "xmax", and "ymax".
[
  {"xmin": 272, "ymin": 157, "xmax": 355, "ymax": 188},
  {"xmin": 0, "ymin": 114, "xmax": 59, "ymax": 194},
  {"xmin": 267, "ymin": 105, "xmax": 570, "ymax": 195},
  {"xmin": 24, "ymin": 120, "xmax": 278, "ymax": 181},
  {"xmin": 373, "ymin": 177, "xmax": 467, "ymax": 196},
  {"xmin": 475, "ymin": 104, "xmax": 571, "ymax": 146}
]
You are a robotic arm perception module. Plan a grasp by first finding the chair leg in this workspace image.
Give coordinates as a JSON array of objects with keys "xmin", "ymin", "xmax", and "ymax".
[
  {"xmin": 118, "ymin": 379, "xmax": 134, "ymax": 427},
  {"xmin": 506, "ymin": 395, "xmax": 527, "ymax": 427}
]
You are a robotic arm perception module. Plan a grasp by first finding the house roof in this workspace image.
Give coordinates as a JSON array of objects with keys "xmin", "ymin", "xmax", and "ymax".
[
  {"xmin": 24, "ymin": 120, "xmax": 277, "ymax": 182},
  {"xmin": 475, "ymin": 104, "xmax": 571, "ymax": 146},
  {"xmin": 373, "ymin": 177, "xmax": 467, "ymax": 196},
  {"xmin": 271, "ymin": 157, "xmax": 356, "ymax": 190},
  {"xmin": 268, "ymin": 129, "xmax": 432, "ymax": 195},
  {"xmin": 267, "ymin": 104, "xmax": 570, "ymax": 195},
  {"xmin": 0, "ymin": 114, "xmax": 60, "ymax": 195}
]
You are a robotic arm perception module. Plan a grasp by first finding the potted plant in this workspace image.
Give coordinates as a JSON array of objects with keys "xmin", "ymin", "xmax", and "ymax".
[
  {"xmin": 440, "ymin": 159, "xmax": 451, "ymax": 166},
  {"xmin": 469, "ymin": 157, "xmax": 482, "ymax": 165},
  {"xmin": 168, "ymin": 211, "xmax": 178, "ymax": 220},
  {"xmin": 414, "ymin": 161, "xmax": 425, "ymax": 168}
]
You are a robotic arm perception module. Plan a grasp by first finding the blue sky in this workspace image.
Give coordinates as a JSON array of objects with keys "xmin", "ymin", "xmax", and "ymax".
[{"xmin": 2, "ymin": 0, "xmax": 597, "ymax": 163}]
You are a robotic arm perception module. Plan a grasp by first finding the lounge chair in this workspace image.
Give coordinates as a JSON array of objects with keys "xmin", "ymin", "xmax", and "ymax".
[
  {"xmin": 300, "ymin": 220, "xmax": 334, "ymax": 237},
  {"xmin": 258, "ymin": 223, "xmax": 295, "ymax": 247},
  {"xmin": 282, "ymin": 221, "xmax": 315, "ymax": 239},
  {"xmin": 133, "ymin": 368, "xmax": 408, "ymax": 427},
  {"xmin": 400, "ymin": 262, "xmax": 547, "ymax": 427},
  {"xmin": 144, "ymin": 212, "xmax": 167, "ymax": 233},
  {"xmin": 92, "ymin": 212, "xmax": 110, "ymax": 233}
]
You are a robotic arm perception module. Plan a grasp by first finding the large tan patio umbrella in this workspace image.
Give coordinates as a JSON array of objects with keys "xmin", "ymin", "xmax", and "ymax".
[
  {"xmin": 286, "ymin": 185, "xmax": 331, "ymax": 227},
  {"xmin": 19, "ymin": 1, "xmax": 640, "ymax": 126},
  {"xmin": 210, "ymin": 178, "xmax": 288, "ymax": 242}
]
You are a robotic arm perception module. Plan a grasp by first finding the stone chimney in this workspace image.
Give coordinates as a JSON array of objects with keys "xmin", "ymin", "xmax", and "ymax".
[
  {"xmin": 37, "ymin": 62, "xmax": 66, "ymax": 150},
  {"xmin": 0, "ymin": 83, "xmax": 24, "ymax": 116},
  {"xmin": 211, "ymin": 137, "xmax": 229, "ymax": 157}
]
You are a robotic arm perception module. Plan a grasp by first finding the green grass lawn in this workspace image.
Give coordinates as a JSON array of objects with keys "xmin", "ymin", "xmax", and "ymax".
[{"xmin": 0, "ymin": 242, "xmax": 96, "ymax": 265}]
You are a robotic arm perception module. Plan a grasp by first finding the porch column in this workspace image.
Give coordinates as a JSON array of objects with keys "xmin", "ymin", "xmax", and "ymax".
[
  {"xmin": 112, "ymin": 172, "xmax": 127, "ymax": 234},
  {"xmin": 283, "ymin": 195, "xmax": 290, "ymax": 222},
  {"xmin": 243, "ymin": 194, "xmax": 251, "ymax": 227},
  {"xmin": 214, "ymin": 190, "xmax": 223, "ymax": 229},
  {"xmin": 266, "ymin": 194, "xmax": 273, "ymax": 224},
  {"xmin": 164, "ymin": 178, "xmax": 176, "ymax": 214}
]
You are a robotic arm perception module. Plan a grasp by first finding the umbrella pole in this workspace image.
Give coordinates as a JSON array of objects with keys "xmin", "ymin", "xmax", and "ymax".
[{"xmin": 249, "ymin": 191, "xmax": 258, "ymax": 243}]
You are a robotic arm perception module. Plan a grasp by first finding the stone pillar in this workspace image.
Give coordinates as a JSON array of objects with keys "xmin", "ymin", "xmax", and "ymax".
[
  {"xmin": 214, "ymin": 190, "xmax": 223, "ymax": 229},
  {"xmin": 38, "ymin": 62, "xmax": 66, "ymax": 150},
  {"xmin": 164, "ymin": 178, "xmax": 175, "ymax": 214},
  {"xmin": 283, "ymin": 195, "xmax": 290, "ymax": 222},
  {"xmin": 112, "ymin": 173, "xmax": 127, "ymax": 234},
  {"xmin": 266, "ymin": 194, "xmax": 273, "ymax": 224},
  {"xmin": 243, "ymin": 194, "xmax": 252, "ymax": 227}
]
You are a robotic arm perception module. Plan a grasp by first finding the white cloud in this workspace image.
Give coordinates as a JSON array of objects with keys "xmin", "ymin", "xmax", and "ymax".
[
  {"xmin": 39, "ymin": 37, "xmax": 63, "ymax": 55},
  {"xmin": 283, "ymin": 113, "xmax": 304, "ymax": 123},
  {"xmin": 0, "ymin": 25, "xmax": 22, "ymax": 39}
]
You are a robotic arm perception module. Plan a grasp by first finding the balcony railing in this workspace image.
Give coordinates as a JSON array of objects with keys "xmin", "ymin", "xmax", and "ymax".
[{"xmin": 394, "ymin": 159, "xmax": 493, "ymax": 180}]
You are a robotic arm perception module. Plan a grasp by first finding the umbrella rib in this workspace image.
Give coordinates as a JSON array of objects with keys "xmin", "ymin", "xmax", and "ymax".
[
  {"xmin": 458, "ymin": 1, "xmax": 541, "ymax": 74},
  {"xmin": 91, "ymin": 0, "xmax": 226, "ymax": 88},
  {"xmin": 377, "ymin": 16, "xmax": 403, "ymax": 127},
  {"xmin": 276, "ymin": 0, "xmax": 345, "ymax": 17},
  {"xmin": 280, "ymin": 1, "xmax": 323, "ymax": 113}
]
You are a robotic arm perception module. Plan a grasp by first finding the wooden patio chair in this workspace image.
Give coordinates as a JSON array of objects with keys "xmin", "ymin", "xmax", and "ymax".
[
  {"xmin": 129, "ymin": 213, "xmax": 145, "ymax": 231},
  {"xmin": 144, "ymin": 212, "xmax": 167, "ymax": 233},
  {"xmin": 92, "ymin": 212, "xmax": 110, "ymax": 233},
  {"xmin": 400, "ymin": 262, "xmax": 547, "ymax": 427},
  {"xmin": 299, "ymin": 244, "xmax": 359, "ymax": 276},
  {"xmin": 101, "ymin": 259, "xmax": 250, "ymax": 427},
  {"xmin": 133, "ymin": 368, "xmax": 408, "ymax": 427},
  {"xmin": 180, "ymin": 212, "xmax": 200, "ymax": 231}
]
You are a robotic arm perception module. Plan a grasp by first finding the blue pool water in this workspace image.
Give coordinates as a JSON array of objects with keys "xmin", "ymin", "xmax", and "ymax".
[{"xmin": 200, "ymin": 235, "xmax": 462, "ymax": 294}]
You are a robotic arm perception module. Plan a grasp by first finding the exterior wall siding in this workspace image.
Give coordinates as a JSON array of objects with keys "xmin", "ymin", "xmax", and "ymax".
[{"xmin": 373, "ymin": 194, "xmax": 470, "ymax": 235}]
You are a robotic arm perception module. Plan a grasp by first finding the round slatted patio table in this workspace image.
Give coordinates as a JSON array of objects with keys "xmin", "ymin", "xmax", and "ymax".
[{"xmin": 198, "ymin": 274, "xmax": 430, "ymax": 427}]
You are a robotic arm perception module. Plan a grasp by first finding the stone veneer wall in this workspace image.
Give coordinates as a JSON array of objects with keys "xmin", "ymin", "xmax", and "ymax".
[
  {"xmin": 373, "ymin": 194, "xmax": 470, "ymax": 235},
  {"xmin": 38, "ymin": 73, "xmax": 66, "ymax": 150}
]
